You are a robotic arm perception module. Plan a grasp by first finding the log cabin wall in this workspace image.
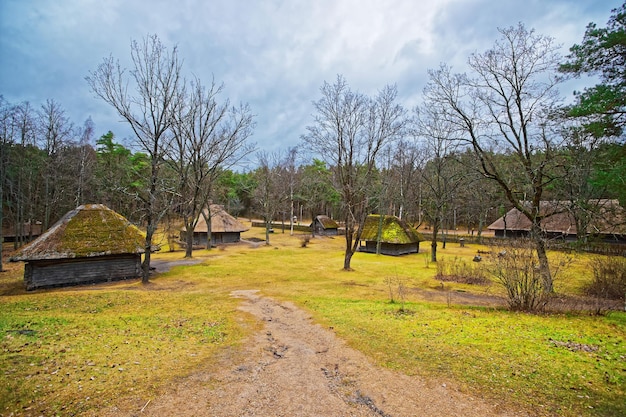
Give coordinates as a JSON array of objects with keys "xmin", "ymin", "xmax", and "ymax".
[{"xmin": 24, "ymin": 254, "xmax": 141, "ymax": 290}]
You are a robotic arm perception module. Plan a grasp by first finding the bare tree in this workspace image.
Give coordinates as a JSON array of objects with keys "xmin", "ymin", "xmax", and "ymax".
[
  {"xmin": 303, "ymin": 75, "xmax": 406, "ymax": 270},
  {"xmin": 169, "ymin": 76, "xmax": 255, "ymax": 257},
  {"xmin": 8, "ymin": 101, "xmax": 39, "ymax": 248},
  {"xmin": 381, "ymin": 141, "xmax": 423, "ymax": 223},
  {"xmin": 553, "ymin": 125, "xmax": 616, "ymax": 244},
  {"xmin": 87, "ymin": 34, "xmax": 183, "ymax": 282},
  {"xmin": 412, "ymin": 105, "xmax": 465, "ymax": 261},
  {"xmin": 423, "ymin": 24, "xmax": 565, "ymax": 292},
  {"xmin": 253, "ymin": 152, "xmax": 287, "ymax": 245},
  {"xmin": 454, "ymin": 150, "xmax": 506, "ymax": 240},
  {"xmin": 297, "ymin": 158, "xmax": 339, "ymax": 222},
  {"xmin": 74, "ymin": 117, "xmax": 97, "ymax": 206},
  {"xmin": 37, "ymin": 99, "xmax": 74, "ymax": 230}
]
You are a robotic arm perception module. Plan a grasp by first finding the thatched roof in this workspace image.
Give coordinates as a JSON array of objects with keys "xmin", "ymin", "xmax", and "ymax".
[
  {"xmin": 359, "ymin": 215, "xmax": 423, "ymax": 244},
  {"xmin": 311, "ymin": 215, "xmax": 339, "ymax": 229},
  {"xmin": 2, "ymin": 221, "xmax": 42, "ymax": 238},
  {"xmin": 182, "ymin": 204, "xmax": 249, "ymax": 234},
  {"xmin": 11, "ymin": 204, "xmax": 146, "ymax": 261},
  {"xmin": 487, "ymin": 200, "xmax": 626, "ymax": 235}
]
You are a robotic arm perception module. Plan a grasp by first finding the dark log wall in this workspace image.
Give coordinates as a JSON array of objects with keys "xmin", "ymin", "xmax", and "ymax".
[
  {"xmin": 191, "ymin": 232, "xmax": 241, "ymax": 245},
  {"xmin": 215, "ymin": 232, "xmax": 241, "ymax": 244},
  {"xmin": 360, "ymin": 241, "xmax": 419, "ymax": 256},
  {"xmin": 25, "ymin": 254, "xmax": 141, "ymax": 290}
]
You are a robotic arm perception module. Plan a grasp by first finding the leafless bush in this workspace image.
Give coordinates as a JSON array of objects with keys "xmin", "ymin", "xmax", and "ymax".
[
  {"xmin": 300, "ymin": 235, "xmax": 311, "ymax": 248},
  {"xmin": 423, "ymin": 251, "xmax": 431, "ymax": 268},
  {"xmin": 384, "ymin": 276, "xmax": 409, "ymax": 312},
  {"xmin": 435, "ymin": 256, "xmax": 490, "ymax": 285},
  {"xmin": 488, "ymin": 240, "xmax": 549, "ymax": 311},
  {"xmin": 585, "ymin": 255, "xmax": 626, "ymax": 301}
]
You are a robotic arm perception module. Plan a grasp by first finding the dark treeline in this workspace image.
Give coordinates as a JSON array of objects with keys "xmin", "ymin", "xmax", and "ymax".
[{"xmin": 1, "ymin": 94, "xmax": 622, "ymax": 242}]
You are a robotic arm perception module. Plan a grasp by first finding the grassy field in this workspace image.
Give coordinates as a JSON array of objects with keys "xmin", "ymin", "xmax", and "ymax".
[{"xmin": 1, "ymin": 226, "xmax": 624, "ymax": 416}]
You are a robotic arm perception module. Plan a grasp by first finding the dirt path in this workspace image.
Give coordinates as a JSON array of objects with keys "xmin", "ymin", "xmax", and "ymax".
[{"xmin": 102, "ymin": 290, "xmax": 527, "ymax": 416}]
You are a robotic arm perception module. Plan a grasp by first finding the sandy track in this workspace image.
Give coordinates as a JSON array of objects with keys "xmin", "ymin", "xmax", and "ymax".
[{"xmin": 99, "ymin": 290, "xmax": 527, "ymax": 416}]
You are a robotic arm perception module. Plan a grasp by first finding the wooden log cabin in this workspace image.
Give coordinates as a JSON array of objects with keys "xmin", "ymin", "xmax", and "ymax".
[
  {"xmin": 310, "ymin": 215, "xmax": 339, "ymax": 236},
  {"xmin": 180, "ymin": 204, "xmax": 249, "ymax": 247},
  {"xmin": 10, "ymin": 204, "xmax": 146, "ymax": 290},
  {"xmin": 358, "ymin": 214, "xmax": 423, "ymax": 256}
]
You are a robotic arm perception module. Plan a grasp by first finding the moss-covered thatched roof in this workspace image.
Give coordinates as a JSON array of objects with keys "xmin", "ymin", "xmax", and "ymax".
[
  {"xmin": 311, "ymin": 215, "xmax": 339, "ymax": 229},
  {"xmin": 181, "ymin": 204, "xmax": 249, "ymax": 234},
  {"xmin": 359, "ymin": 215, "xmax": 423, "ymax": 244},
  {"xmin": 11, "ymin": 204, "xmax": 146, "ymax": 261}
]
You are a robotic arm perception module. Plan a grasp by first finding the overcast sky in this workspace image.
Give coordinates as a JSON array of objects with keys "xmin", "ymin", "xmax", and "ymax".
[{"xmin": 0, "ymin": 0, "xmax": 620, "ymax": 164}]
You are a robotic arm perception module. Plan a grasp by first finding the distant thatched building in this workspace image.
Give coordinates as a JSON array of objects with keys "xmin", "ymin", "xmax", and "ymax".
[
  {"xmin": 488, "ymin": 200, "xmax": 626, "ymax": 242},
  {"xmin": 359, "ymin": 215, "xmax": 423, "ymax": 256},
  {"xmin": 1, "ymin": 221, "xmax": 42, "ymax": 243},
  {"xmin": 180, "ymin": 204, "xmax": 249, "ymax": 246},
  {"xmin": 10, "ymin": 204, "xmax": 146, "ymax": 290},
  {"xmin": 310, "ymin": 215, "xmax": 339, "ymax": 236}
]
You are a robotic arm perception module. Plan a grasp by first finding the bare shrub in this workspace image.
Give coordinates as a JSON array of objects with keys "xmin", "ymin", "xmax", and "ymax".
[
  {"xmin": 423, "ymin": 251, "xmax": 431, "ymax": 268},
  {"xmin": 435, "ymin": 256, "xmax": 489, "ymax": 285},
  {"xmin": 585, "ymin": 255, "xmax": 626, "ymax": 301},
  {"xmin": 300, "ymin": 235, "xmax": 311, "ymax": 248},
  {"xmin": 488, "ymin": 240, "xmax": 549, "ymax": 311},
  {"xmin": 384, "ymin": 276, "xmax": 410, "ymax": 313}
]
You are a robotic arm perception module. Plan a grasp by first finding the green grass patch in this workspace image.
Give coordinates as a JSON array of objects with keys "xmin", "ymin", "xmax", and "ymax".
[
  {"xmin": 0, "ymin": 282, "xmax": 253, "ymax": 415},
  {"xmin": 294, "ymin": 296, "xmax": 625, "ymax": 416},
  {"xmin": 1, "ymin": 227, "xmax": 624, "ymax": 416}
]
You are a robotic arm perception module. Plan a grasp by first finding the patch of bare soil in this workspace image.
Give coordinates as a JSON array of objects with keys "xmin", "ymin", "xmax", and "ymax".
[
  {"xmin": 97, "ymin": 290, "xmax": 528, "ymax": 417},
  {"xmin": 410, "ymin": 286, "xmax": 509, "ymax": 308},
  {"xmin": 150, "ymin": 258, "xmax": 204, "ymax": 273}
]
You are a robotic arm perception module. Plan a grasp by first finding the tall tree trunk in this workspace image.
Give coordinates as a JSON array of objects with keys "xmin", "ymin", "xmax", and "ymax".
[
  {"xmin": 141, "ymin": 159, "xmax": 159, "ymax": 284},
  {"xmin": 430, "ymin": 218, "xmax": 440, "ymax": 263},
  {"xmin": 185, "ymin": 226, "xmax": 194, "ymax": 258},
  {"xmin": 531, "ymin": 222, "xmax": 553, "ymax": 293},
  {"xmin": 265, "ymin": 218, "xmax": 271, "ymax": 246},
  {"xmin": 343, "ymin": 216, "xmax": 355, "ymax": 270},
  {"xmin": 142, "ymin": 220, "xmax": 154, "ymax": 284},
  {"xmin": 343, "ymin": 247, "xmax": 354, "ymax": 270}
]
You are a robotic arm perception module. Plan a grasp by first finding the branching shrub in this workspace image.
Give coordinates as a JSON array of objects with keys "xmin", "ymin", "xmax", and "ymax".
[
  {"xmin": 384, "ymin": 276, "xmax": 409, "ymax": 312},
  {"xmin": 488, "ymin": 241, "xmax": 549, "ymax": 311},
  {"xmin": 435, "ymin": 256, "xmax": 489, "ymax": 285},
  {"xmin": 585, "ymin": 256, "xmax": 626, "ymax": 301},
  {"xmin": 300, "ymin": 235, "xmax": 311, "ymax": 248}
]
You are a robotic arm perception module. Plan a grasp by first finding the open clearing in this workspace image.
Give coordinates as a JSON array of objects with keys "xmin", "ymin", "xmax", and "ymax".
[{"xmin": 2, "ymin": 225, "xmax": 625, "ymax": 416}]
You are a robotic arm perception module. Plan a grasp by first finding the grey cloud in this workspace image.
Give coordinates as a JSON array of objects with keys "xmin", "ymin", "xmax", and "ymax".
[{"xmin": 0, "ymin": 0, "xmax": 617, "ymax": 157}]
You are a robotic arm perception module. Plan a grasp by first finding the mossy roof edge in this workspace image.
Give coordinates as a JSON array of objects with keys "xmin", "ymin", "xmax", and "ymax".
[
  {"xmin": 359, "ymin": 214, "xmax": 423, "ymax": 244},
  {"xmin": 10, "ymin": 204, "xmax": 146, "ymax": 261}
]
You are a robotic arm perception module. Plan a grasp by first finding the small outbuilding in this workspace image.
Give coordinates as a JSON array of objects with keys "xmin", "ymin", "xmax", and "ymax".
[
  {"xmin": 10, "ymin": 204, "xmax": 146, "ymax": 291},
  {"xmin": 180, "ymin": 204, "xmax": 249, "ymax": 246},
  {"xmin": 310, "ymin": 215, "xmax": 339, "ymax": 236},
  {"xmin": 358, "ymin": 214, "xmax": 423, "ymax": 256}
]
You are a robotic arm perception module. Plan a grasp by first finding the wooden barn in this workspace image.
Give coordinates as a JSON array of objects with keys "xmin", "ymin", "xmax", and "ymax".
[
  {"xmin": 487, "ymin": 200, "xmax": 626, "ymax": 242},
  {"xmin": 358, "ymin": 214, "xmax": 423, "ymax": 256},
  {"xmin": 1, "ymin": 221, "xmax": 42, "ymax": 243},
  {"xmin": 10, "ymin": 204, "xmax": 146, "ymax": 291},
  {"xmin": 310, "ymin": 215, "xmax": 339, "ymax": 236},
  {"xmin": 180, "ymin": 204, "xmax": 249, "ymax": 246}
]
